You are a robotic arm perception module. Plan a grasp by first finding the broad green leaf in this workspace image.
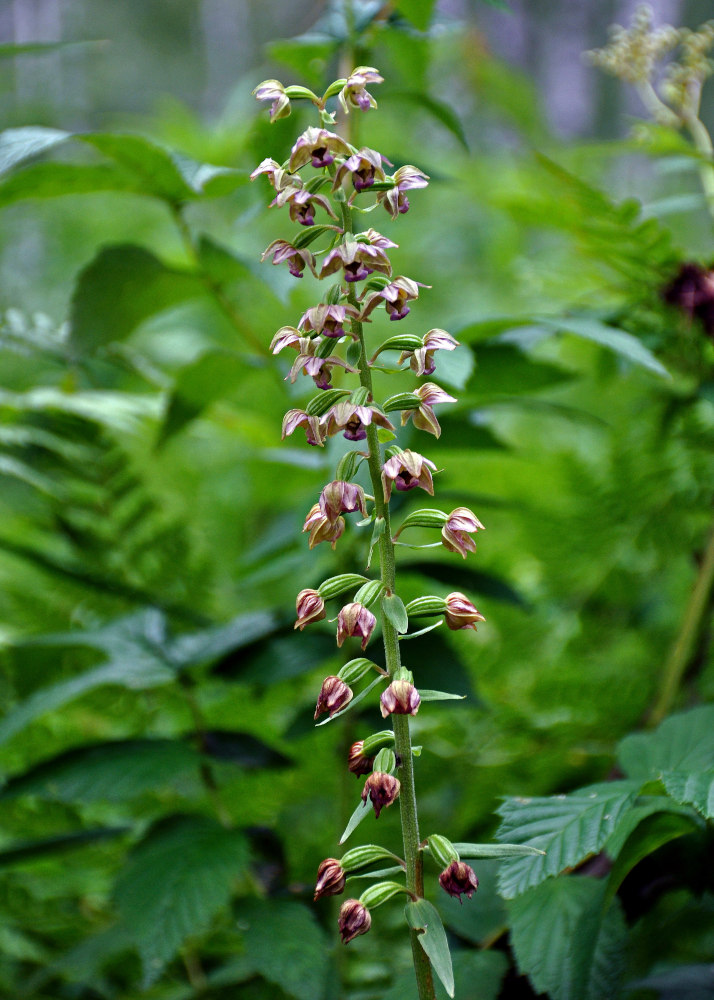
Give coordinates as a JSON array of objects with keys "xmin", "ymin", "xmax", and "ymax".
[
  {"xmin": 114, "ymin": 814, "xmax": 249, "ymax": 979},
  {"xmin": 69, "ymin": 244, "xmax": 205, "ymax": 354},
  {"xmin": 239, "ymin": 899, "xmax": 328, "ymax": 1000},
  {"xmin": 0, "ymin": 738, "xmax": 202, "ymax": 803},
  {"xmin": 661, "ymin": 770, "xmax": 714, "ymax": 819},
  {"xmin": 466, "ymin": 342, "xmax": 576, "ymax": 396},
  {"xmin": 339, "ymin": 796, "xmax": 373, "ymax": 845},
  {"xmin": 0, "ymin": 162, "xmax": 142, "ymax": 208},
  {"xmin": 0, "ymin": 126, "xmax": 69, "ymax": 176},
  {"xmin": 617, "ymin": 706, "xmax": 714, "ymax": 781},
  {"xmin": 508, "ymin": 877, "xmax": 627, "ymax": 1000},
  {"xmin": 158, "ymin": 349, "xmax": 250, "ymax": 444},
  {"xmin": 382, "ymin": 592, "xmax": 409, "ymax": 634},
  {"xmin": 78, "ymin": 133, "xmax": 197, "ymax": 203},
  {"xmin": 603, "ymin": 796, "xmax": 700, "ymax": 861},
  {"xmin": 405, "ymin": 898, "xmax": 454, "ymax": 997},
  {"xmin": 395, "ymin": 0, "xmax": 437, "ymax": 31},
  {"xmin": 0, "ymin": 827, "xmax": 129, "ymax": 868},
  {"xmin": 605, "ymin": 807, "xmax": 699, "ymax": 903},
  {"xmin": 496, "ymin": 781, "xmax": 639, "ymax": 898}
]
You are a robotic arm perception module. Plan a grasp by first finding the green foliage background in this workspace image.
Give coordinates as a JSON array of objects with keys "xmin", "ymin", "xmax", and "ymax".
[{"xmin": 0, "ymin": 2, "xmax": 713, "ymax": 998}]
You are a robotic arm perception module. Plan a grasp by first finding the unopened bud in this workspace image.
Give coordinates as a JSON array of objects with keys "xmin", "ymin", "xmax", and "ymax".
[
  {"xmin": 294, "ymin": 589, "xmax": 325, "ymax": 630},
  {"xmin": 348, "ymin": 740, "xmax": 376, "ymax": 776},
  {"xmin": 362, "ymin": 771, "xmax": 400, "ymax": 818},
  {"xmin": 314, "ymin": 676, "xmax": 353, "ymax": 720},
  {"xmin": 380, "ymin": 679, "xmax": 420, "ymax": 718},
  {"xmin": 444, "ymin": 592, "xmax": 486, "ymax": 631},
  {"xmin": 314, "ymin": 858, "xmax": 346, "ymax": 900},
  {"xmin": 438, "ymin": 860, "xmax": 479, "ymax": 902},
  {"xmin": 338, "ymin": 898, "xmax": 371, "ymax": 943}
]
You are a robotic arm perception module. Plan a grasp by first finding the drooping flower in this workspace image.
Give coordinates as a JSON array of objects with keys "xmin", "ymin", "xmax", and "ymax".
[
  {"xmin": 444, "ymin": 592, "xmax": 486, "ymax": 631},
  {"xmin": 270, "ymin": 326, "xmax": 303, "ymax": 353},
  {"xmin": 336, "ymin": 602, "xmax": 377, "ymax": 650},
  {"xmin": 379, "ymin": 165, "xmax": 430, "ymax": 219},
  {"xmin": 401, "ymin": 382, "xmax": 456, "ymax": 438},
  {"xmin": 338, "ymin": 899, "xmax": 372, "ymax": 943},
  {"xmin": 360, "ymin": 276, "xmax": 427, "ymax": 322},
  {"xmin": 322, "ymin": 401, "xmax": 395, "ymax": 442},
  {"xmin": 294, "ymin": 589, "xmax": 326, "ymax": 630},
  {"xmin": 314, "ymin": 675, "xmax": 353, "ymax": 720},
  {"xmin": 252, "ymin": 79, "xmax": 291, "ymax": 121},
  {"xmin": 298, "ymin": 303, "xmax": 360, "ymax": 339},
  {"xmin": 272, "ymin": 186, "xmax": 338, "ymax": 227},
  {"xmin": 381, "ymin": 450, "xmax": 437, "ymax": 501},
  {"xmin": 332, "ymin": 147, "xmax": 390, "ymax": 194},
  {"xmin": 249, "ymin": 157, "xmax": 285, "ymax": 185},
  {"xmin": 338, "ymin": 66, "xmax": 384, "ymax": 114},
  {"xmin": 303, "ymin": 503, "xmax": 345, "ymax": 549},
  {"xmin": 314, "ymin": 858, "xmax": 346, "ymax": 901},
  {"xmin": 285, "ymin": 343, "xmax": 358, "ymax": 390},
  {"xmin": 321, "ymin": 235, "xmax": 394, "ymax": 284},
  {"xmin": 348, "ymin": 740, "xmax": 375, "ymax": 776},
  {"xmin": 441, "ymin": 507, "xmax": 485, "ymax": 559},
  {"xmin": 380, "ymin": 679, "xmax": 421, "ymax": 718},
  {"xmin": 261, "ymin": 239, "xmax": 316, "ymax": 278},
  {"xmin": 290, "ymin": 127, "xmax": 352, "ymax": 171},
  {"xmin": 439, "ymin": 860, "xmax": 479, "ymax": 902},
  {"xmin": 281, "ymin": 409, "xmax": 324, "ymax": 447},
  {"xmin": 400, "ymin": 328, "xmax": 459, "ymax": 376},
  {"xmin": 319, "ymin": 481, "xmax": 368, "ymax": 520},
  {"xmin": 361, "ymin": 771, "xmax": 400, "ymax": 818}
]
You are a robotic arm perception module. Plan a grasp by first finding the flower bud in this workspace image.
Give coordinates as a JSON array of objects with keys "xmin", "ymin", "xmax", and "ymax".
[
  {"xmin": 294, "ymin": 589, "xmax": 326, "ymax": 630},
  {"xmin": 348, "ymin": 740, "xmax": 376, "ymax": 776},
  {"xmin": 441, "ymin": 507, "xmax": 485, "ymax": 559},
  {"xmin": 314, "ymin": 858, "xmax": 346, "ymax": 900},
  {"xmin": 438, "ymin": 860, "xmax": 479, "ymax": 902},
  {"xmin": 444, "ymin": 593, "xmax": 486, "ymax": 631},
  {"xmin": 303, "ymin": 503, "xmax": 345, "ymax": 550},
  {"xmin": 380, "ymin": 679, "xmax": 421, "ymax": 718},
  {"xmin": 362, "ymin": 771, "xmax": 400, "ymax": 818},
  {"xmin": 336, "ymin": 602, "xmax": 377, "ymax": 650},
  {"xmin": 338, "ymin": 898, "xmax": 371, "ymax": 944},
  {"xmin": 314, "ymin": 676, "xmax": 353, "ymax": 720},
  {"xmin": 319, "ymin": 480, "xmax": 368, "ymax": 520}
]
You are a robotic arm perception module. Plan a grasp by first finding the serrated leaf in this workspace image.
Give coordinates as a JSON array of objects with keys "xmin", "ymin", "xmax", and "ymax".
[
  {"xmin": 382, "ymin": 593, "xmax": 409, "ymax": 634},
  {"xmin": 660, "ymin": 770, "xmax": 714, "ymax": 819},
  {"xmin": 405, "ymin": 898, "xmax": 454, "ymax": 997},
  {"xmin": 496, "ymin": 781, "xmax": 639, "ymax": 898},
  {"xmin": 114, "ymin": 815, "xmax": 249, "ymax": 980},
  {"xmin": 239, "ymin": 899, "xmax": 328, "ymax": 1000},
  {"xmin": 508, "ymin": 877, "xmax": 627, "ymax": 1000},
  {"xmin": 617, "ymin": 706, "xmax": 714, "ymax": 781}
]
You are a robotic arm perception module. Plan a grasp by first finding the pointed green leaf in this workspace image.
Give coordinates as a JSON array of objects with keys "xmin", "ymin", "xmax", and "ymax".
[
  {"xmin": 605, "ymin": 806, "xmax": 699, "ymax": 903},
  {"xmin": 453, "ymin": 842, "xmax": 546, "ymax": 860},
  {"xmin": 0, "ymin": 126, "xmax": 69, "ymax": 176},
  {"xmin": 382, "ymin": 593, "xmax": 408, "ymax": 634},
  {"xmin": 339, "ymin": 796, "xmax": 373, "ymax": 845},
  {"xmin": 496, "ymin": 781, "xmax": 639, "ymax": 898},
  {"xmin": 405, "ymin": 898, "xmax": 455, "ymax": 997},
  {"xmin": 538, "ymin": 316, "xmax": 669, "ymax": 378},
  {"xmin": 418, "ymin": 690, "xmax": 466, "ymax": 702}
]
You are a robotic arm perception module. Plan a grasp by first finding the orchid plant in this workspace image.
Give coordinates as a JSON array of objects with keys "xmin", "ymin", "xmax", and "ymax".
[{"xmin": 251, "ymin": 67, "xmax": 540, "ymax": 1000}]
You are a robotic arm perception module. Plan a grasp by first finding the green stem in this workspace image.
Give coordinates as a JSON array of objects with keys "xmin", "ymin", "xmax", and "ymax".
[
  {"xmin": 340, "ymin": 198, "xmax": 436, "ymax": 1000},
  {"xmin": 648, "ymin": 522, "xmax": 714, "ymax": 727},
  {"xmin": 683, "ymin": 113, "xmax": 714, "ymax": 223}
]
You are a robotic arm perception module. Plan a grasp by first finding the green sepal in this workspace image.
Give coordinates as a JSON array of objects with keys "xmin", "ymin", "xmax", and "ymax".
[
  {"xmin": 305, "ymin": 175, "xmax": 332, "ymax": 194},
  {"xmin": 326, "ymin": 283, "xmax": 343, "ymax": 305},
  {"xmin": 452, "ymin": 842, "xmax": 547, "ymax": 860},
  {"xmin": 305, "ymin": 388, "xmax": 350, "ymax": 416},
  {"xmin": 322, "ymin": 79, "xmax": 347, "ymax": 101},
  {"xmin": 362, "ymin": 730, "xmax": 394, "ymax": 755},
  {"xmin": 364, "ymin": 180, "xmax": 396, "ymax": 192},
  {"xmin": 351, "ymin": 386, "xmax": 371, "ymax": 406},
  {"xmin": 292, "ymin": 224, "xmax": 337, "ymax": 250},
  {"xmin": 336, "ymin": 450, "xmax": 364, "ymax": 482},
  {"xmin": 384, "ymin": 444, "xmax": 404, "ymax": 461},
  {"xmin": 354, "ymin": 579, "xmax": 385, "ymax": 608},
  {"xmin": 363, "ymin": 274, "xmax": 392, "ymax": 291},
  {"xmin": 405, "ymin": 595, "xmax": 447, "ymax": 617},
  {"xmin": 405, "ymin": 899, "xmax": 454, "ymax": 998},
  {"xmin": 399, "ymin": 621, "xmax": 444, "ymax": 642},
  {"xmin": 383, "ymin": 392, "xmax": 423, "ymax": 413},
  {"xmin": 360, "ymin": 881, "xmax": 408, "ymax": 909},
  {"xmin": 377, "ymin": 428, "xmax": 396, "ymax": 443},
  {"xmin": 426, "ymin": 834, "xmax": 460, "ymax": 867},
  {"xmin": 315, "ymin": 336, "xmax": 336, "ymax": 359},
  {"xmin": 341, "ymin": 844, "xmax": 403, "ymax": 873},
  {"xmin": 419, "ymin": 690, "xmax": 466, "ymax": 702},
  {"xmin": 337, "ymin": 657, "xmax": 380, "ymax": 685},
  {"xmin": 373, "ymin": 334, "xmax": 423, "ymax": 357},
  {"xmin": 392, "ymin": 666, "xmax": 414, "ymax": 683},
  {"xmin": 284, "ymin": 84, "xmax": 320, "ymax": 101},
  {"xmin": 346, "ymin": 340, "xmax": 362, "ymax": 366},
  {"xmin": 382, "ymin": 593, "xmax": 409, "ymax": 634},
  {"xmin": 318, "ymin": 573, "xmax": 368, "ymax": 600},
  {"xmin": 372, "ymin": 748, "xmax": 396, "ymax": 774},
  {"xmin": 397, "ymin": 508, "xmax": 448, "ymax": 531}
]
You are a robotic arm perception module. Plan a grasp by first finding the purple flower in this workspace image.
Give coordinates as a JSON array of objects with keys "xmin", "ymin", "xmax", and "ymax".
[
  {"xmin": 321, "ymin": 234, "xmax": 394, "ymax": 284},
  {"xmin": 444, "ymin": 592, "xmax": 486, "ymax": 631},
  {"xmin": 380, "ymin": 679, "xmax": 421, "ymax": 718},
  {"xmin": 439, "ymin": 861, "xmax": 479, "ymax": 902},
  {"xmin": 314, "ymin": 858, "xmax": 346, "ymax": 901},
  {"xmin": 338, "ymin": 66, "xmax": 384, "ymax": 114},
  {"xmin": 303, "ymin": 503, "xmax": 345, "ymax": 549},
  {"xmin": 272, "ymin": 187, "xmax": 338, "ymax": 227},
  {"xmin": 360, "ymin": 276, "xmax": 427, "ymax": 322},
  {"xmin": 290, "ymin": 127, "xmax": 352, "ymax": 171},
  {"xmin": 381, "ymin": 450, "xmax": 436, "ymax": 501},
  {"xmin": 338, "ymin": 899, "xmax": 371, "ymax": 944},
  {"xmin": 294, "ymin": 589, "xmax": 326, "ymax": 631},
  {"xmin": 261, "ymin": 239, "xmax": 316, "ymax": 279},
  {"xmin": 401, "ymin": 382, "xmax": 456, "ymax": 438},
  {"xmin": 361, "ymin": 771, "xmax": 400, "ymax": 817},
  {"xmin": 336, "ymin": 602, "xmax": 377, "ymax": 650},
  {"xmin": 314, "ymin": 675, "xmax": 353, "ymax": 720},
  {"xmin": 319, "ymin": 481, "xmax": 368, "ymax": 520},
  {"xmin": 299, "ymin": 303, "xmax": 360, "ymax": 339},
  {"xmin": 441, "ymin": 508, "xmax": 485, "ymax": 559},
  {"xmin": 399, "ymin": 328, "xmax": 459, "ymax": 376},
  {"xmin": 322, "ymin": 401, "xmax": 394, "ymax": 442},
  {"xmin": 281, "ymin": 409, "xmax": 325, "ymax": 447},
  {"xmin": 333, "ymin": 147, "xmax": 390, "ymax": 194},
  {"xmin": 252, "ymin": 79, "xmax": 291, "ymax": 121},
  {"xmin": 379, "ymin": 165, "xmax": 430, "ymax": 219},
  {"xmin": 285, "ymin": 344, "xmax": 358, "ymax": 390},
  {"xmin": 270, "ymin": 326, "xmax": 303, "ymax": 353}
]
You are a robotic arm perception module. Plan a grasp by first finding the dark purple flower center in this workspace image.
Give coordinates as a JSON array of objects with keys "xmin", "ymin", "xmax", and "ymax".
[
  {"xmin": 353, "ymin": 167, "xmax": 376, "ymax": 192},
  {"xmin": 288, "ymin": 257, "xmax": 305, "ymax": 278},
  {"xmin": 387, "ymin": 301, "xmax": 410, "ymax": 321},
  {"xmin": 343, "ymin": 417, "xmax": 367, "ymax": 441},
  {"xmin": 297, "ymin": 202, "xmax": 315, "ymax": 226},
  {"xmin": 396, "ymin": 471, "xmax": 418, "ymax": 491},
  {"xmin": 313, "ymin": 365, "xmax": 332, "ymax": 390},
  {"xmin": 323, "ymin": 319, "xmax": 345, "ymax": 338},
  {"xmin": 398, "ymin": 194, "xmax": 410, "ymax": 214},
  {"xmin": 345, "ymin": 261, "xmax": 371, "ymax": 283},
  {"xmin": 311, "ymin": 146, "xmax": 333, "ymax": 168}
]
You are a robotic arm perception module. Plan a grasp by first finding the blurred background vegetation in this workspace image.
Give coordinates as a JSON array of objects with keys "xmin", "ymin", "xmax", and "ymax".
[{"xmin": 0, "ymin": 1, "xmax": 712, "ymax": 998}]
